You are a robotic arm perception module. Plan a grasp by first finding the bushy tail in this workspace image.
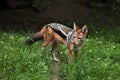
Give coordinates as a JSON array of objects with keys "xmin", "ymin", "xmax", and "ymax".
[{"xmin": 25, "ymin": 32, "xmax": 43, "ymax": 45}]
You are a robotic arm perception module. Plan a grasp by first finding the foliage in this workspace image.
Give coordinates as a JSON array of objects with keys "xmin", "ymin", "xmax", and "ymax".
[
  {"xmin": 32, "ymin": 0, "xmax": 49, "ymax": 12},
  {"xmin": 0, "ymin": 31, "xmax": 51, "ymax": 80},
  {"xmin": 59, "ymin": 24, "xmax": 120, "ymax": 80},
  {"xmin": 89, "ymin": 0, "xmax": 120, "ymax": 17},
  {"xmin": 0, "ymin": 23, "xmax": 120, "ymax": 80}
]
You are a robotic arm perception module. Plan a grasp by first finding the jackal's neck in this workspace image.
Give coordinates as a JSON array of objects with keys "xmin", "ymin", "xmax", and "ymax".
[{"xmin": 66, "ymin": 30, "xmax": 74, "ymax": 43}]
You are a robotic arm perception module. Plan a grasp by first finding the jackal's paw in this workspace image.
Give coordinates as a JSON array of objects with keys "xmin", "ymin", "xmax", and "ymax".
[{"xmin": 53, "ymin": 58, "xmax": 60, "ymax": 62}]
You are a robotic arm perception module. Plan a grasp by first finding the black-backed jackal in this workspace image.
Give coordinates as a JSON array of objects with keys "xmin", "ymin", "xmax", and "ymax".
[{"xmin": 26, "ymin": 22, "xmax": 88, "ymax": 62}]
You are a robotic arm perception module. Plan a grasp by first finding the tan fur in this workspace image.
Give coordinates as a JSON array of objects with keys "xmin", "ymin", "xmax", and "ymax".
[
  {"xmin": 37, "ymin": 23, "xmax": 88, "ymax": 63},
  {"xmin": 26, "ymin": 22, "xmax": 88, "ymax": 63}
]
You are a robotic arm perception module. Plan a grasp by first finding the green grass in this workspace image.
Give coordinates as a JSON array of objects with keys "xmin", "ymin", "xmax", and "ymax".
[
  {"xmin": 59, "ymin": 25, "xmax": 120, "ymax": 80},
  {"xmin": 60, "ymin": 39, "xmax": 120, "ymax": 80},
  {"xmin": 0, "ymin": 24, "xmax": 120, "ymax": 80},
  {"xmin": 0, "ymin": 31, "xmax": 51, "ymax": 80}
]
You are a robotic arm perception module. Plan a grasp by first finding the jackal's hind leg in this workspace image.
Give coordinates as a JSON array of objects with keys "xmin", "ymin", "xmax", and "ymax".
[
  {"xmin": 42, "ymin": 41, "xmax": 50, "ymax": 47},
  {"xmin": 51, "ymin": 42, "xmax": 60, "ymax": 62}
]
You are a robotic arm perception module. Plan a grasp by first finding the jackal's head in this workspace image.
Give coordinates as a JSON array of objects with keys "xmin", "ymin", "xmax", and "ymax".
[{"xmin": 72, "ymin": 22, "xmax": 88, "ymax": 45}]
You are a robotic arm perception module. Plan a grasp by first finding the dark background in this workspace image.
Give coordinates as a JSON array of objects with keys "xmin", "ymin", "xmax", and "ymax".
[{"xmin": 0, "ymin": 0, "xmax": 120, "ymax": 31}]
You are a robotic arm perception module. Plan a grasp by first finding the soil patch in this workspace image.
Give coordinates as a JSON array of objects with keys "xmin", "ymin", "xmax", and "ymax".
[{"xmin": 51, "ymin": 61, "xmax": 62, "ymax": 80}]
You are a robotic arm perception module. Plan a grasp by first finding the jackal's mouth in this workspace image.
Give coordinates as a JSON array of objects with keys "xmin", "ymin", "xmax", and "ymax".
[
  {"xmin": 72, "ymin": 42, "xmax": 80, "ymax": 45},
  {"xmin": 72, "ymin": 40, "xmax": 83, "ymax": 46}
]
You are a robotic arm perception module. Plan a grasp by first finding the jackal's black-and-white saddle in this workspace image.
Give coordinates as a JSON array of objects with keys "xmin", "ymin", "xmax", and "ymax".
[{"xmin": 47, "ymin": 23, "xmax": 74, "ymax": 42}]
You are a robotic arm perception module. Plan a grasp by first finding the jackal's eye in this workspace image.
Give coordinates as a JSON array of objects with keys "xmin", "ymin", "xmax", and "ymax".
[
  {"xmin": 73, "ymin": 35, "xmax": 75, "ymax": 38},
  {"xmin": 73, "ymin": 36, "xmax": 76, "ymax": 38}
]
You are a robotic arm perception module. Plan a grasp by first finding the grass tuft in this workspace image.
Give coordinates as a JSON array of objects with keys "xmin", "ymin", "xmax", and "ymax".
[
  {"xmin": 60, "ymin": 25, "xmax": 120, "ymax": 80},
  {"xmin": 0, "ymin": 24, "xmax": 120, "ymax": 80},
  {"xmin": 0, "ymin": 31, "xmax": 51, "ymax": 80}
]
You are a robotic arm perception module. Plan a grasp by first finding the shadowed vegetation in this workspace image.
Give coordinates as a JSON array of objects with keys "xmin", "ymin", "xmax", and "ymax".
[{"xmin": 0, "ymin": 23, "xmax": 120, "ymax": 80}]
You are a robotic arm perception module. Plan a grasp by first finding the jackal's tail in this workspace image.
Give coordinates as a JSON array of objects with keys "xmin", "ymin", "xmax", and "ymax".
[{"xmin": 25, "ymin": 32, "xmax": 43, "ymax": 45}]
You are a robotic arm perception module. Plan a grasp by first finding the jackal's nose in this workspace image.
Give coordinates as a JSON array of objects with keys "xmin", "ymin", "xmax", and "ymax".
[{"xmin": 73, "ymin": 42, "xmax": 76, "ymax": 45}]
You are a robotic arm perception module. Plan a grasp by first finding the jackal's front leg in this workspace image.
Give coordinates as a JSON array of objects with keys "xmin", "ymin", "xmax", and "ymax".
[
  {"xmin": 74, "ymin": 48, "xmax": 78, "ymax": 58},
  {"xmin": 74, "ymin": 45, "xmax": 82, "ymax": 58},
  {"xmin": 51, "ymin": 42, "xmax": 60, "ymax": 62},
  {"xmin": 67, "ymin": 44, "xmax": 73, "ymax": 63}
]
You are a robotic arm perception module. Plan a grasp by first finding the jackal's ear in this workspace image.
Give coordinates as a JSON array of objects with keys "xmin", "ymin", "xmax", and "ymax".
[
  {"xmin": 73, "ymin": 22, "xmax": 79, "ymax": 31},
  {"xmin": 82, "ymin": 25, "xmax": 88, "ymax": 34}
]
